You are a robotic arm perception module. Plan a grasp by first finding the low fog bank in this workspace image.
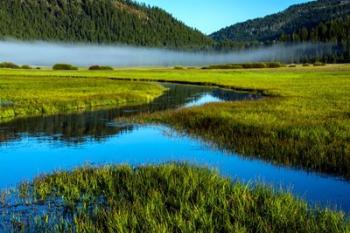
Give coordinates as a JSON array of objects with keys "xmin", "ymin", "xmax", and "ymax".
[{"xmin": 0, "ymin": 40, "xmax": 332, "ymax": 67}]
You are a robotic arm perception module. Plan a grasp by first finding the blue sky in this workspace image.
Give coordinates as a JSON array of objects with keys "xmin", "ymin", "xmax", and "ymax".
[{"xmin": 135, "ymin": 0, "xmax": 312, "ymax": 34}]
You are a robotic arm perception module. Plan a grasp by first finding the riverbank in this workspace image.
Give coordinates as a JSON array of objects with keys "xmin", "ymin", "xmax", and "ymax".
[
  {"xmin": 0, "ymin": 76, "xmax": 165, "ymax": 123},
  {"xmin": 1, "ymin": 65, "xmax": 349, "ymax": 178},
  {"xmin": 114, "ymin": 65, "xmax": 349, "ymax": 179},
  {"xmin": 1, "ymin": 163, "xmax": 348, "ymax": 232},
  {"xmin": 0, "ymin": 65, "xmax": 349, "ymax": 232}
]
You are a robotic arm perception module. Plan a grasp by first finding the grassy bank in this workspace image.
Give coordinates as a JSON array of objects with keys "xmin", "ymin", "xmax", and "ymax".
[
  {"xmin": 1, "ymin": 164, "xmax": 348, "ymax": 232},
  {"xmin": 86, "ymin": 65, "xmax": 349, "ymax": 179},
  {"xmin": 0, "ymin": 66, "xmax": 349, "ymax": 178},
  {"xmin": 0, "ymin": 76, "xmax": 165, "ymax": 122}
]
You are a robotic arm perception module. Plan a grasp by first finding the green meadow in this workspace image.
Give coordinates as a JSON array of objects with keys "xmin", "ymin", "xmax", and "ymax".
[
  {"xmin": 1, "ymin": 65, "xmax": 347, "ymax": 178},
  {"xmin": 133, "ymin": 65, "xmax": 350, "ymax": 178},
  {"xmin": 0, "ymin": 76, "xmax": 165, "ymax": 122},
  {"xmin": 0, "ymin": 65, "xmax": 349, "ymax": 232}
]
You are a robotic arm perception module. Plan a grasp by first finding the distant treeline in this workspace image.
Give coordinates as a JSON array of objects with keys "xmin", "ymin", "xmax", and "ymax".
[
  {"xmin": 201, "ymin": 62, "xmax": 326, "ymax": 70},
  {"xmin": 210, "ymin": 0, "xmax": 350, "ymax": 63},
  {"xmin": 202, "ymin": 62, "xmax": 286, "ymax": 70}
]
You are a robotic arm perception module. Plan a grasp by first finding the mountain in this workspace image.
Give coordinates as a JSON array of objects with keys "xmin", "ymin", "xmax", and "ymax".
[
  {"xmin": 211, "ymin": 0, "xmax": 350, "ymax": 43},
  {"xmin": 0, "ymin": 0, "xmax": 213, "ymax": 49}
]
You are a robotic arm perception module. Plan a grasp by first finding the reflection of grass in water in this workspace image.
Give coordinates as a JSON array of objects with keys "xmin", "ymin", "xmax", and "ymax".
[
  {"xmin": 0, "ymin": 76, "xmax": 165, "ymax": 122},
  {"xmin": 1, "ymin": 164, "xmax": 349, "ymax": 232}
]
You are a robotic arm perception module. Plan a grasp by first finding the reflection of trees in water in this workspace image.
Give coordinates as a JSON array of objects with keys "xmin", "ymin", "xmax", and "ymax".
[
  {"xmin": 0, "ymin": 83, "xmax": 261, "ymax": 145},
  {"xmin": 0, "ymin": 111, "xmax": 135, "ymax": 145},
  {"xmin": 211, "ymin": 89, "xmax": 260, "ymax": 101}
]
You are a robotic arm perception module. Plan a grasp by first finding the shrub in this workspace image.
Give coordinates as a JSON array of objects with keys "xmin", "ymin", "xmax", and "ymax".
[
  {"xmin": 202, "ymin": 64, "xmax": 243, "ymax": 69},
  {"xmin": 0, "ymin": 62, "xmax": 19, "ymax": 69},
  {"xmin": 242, "ymin": 63, "xmax": 267, "ymax": 69},
  {"xmin": 202, "ymin": 62, "xmax": 286, "ymax": 70},
  {"xmin": 88, "ymin": 65, "xmax": 113, "ymax": 71},
  {"xmin": 266, "ymin": 62, "xmax": 284, "ymax": 68},
  {"xmin": 313, "ymin": 61, "xmax": 326, "ymax": 66},
  {"xmin": 174, "ymin": 66, "xmax": 185, "ymax": 70},
  {"xmin": 289, "ymin": 64, "xmax": 297, "ymax": 67},
  {"xmin": 21, "ymin": 65, "xmax": 32, "ymax": 69},
  {"xmin": 303, "ymin": 63, "xmax": 311, "ymax": 67},
  {"xmin": 52, "ymin": 64, "xmax": 78, "ymax": 70}
]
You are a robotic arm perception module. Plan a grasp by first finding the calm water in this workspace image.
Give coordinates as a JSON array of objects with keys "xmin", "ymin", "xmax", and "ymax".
[{"xmin": 0, "ymin": 83, "xmax": 349, "ymax": 213}]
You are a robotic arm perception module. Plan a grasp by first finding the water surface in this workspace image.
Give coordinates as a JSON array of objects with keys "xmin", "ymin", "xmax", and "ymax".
[{"xmin": 0, "ymin": 83, "xmax": 349, "ymax": 213}]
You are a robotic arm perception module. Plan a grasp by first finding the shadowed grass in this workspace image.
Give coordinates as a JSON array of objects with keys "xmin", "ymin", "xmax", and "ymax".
[{"xmin": 1, "ymin": 164, "xmax": 349, "ymax": 232}]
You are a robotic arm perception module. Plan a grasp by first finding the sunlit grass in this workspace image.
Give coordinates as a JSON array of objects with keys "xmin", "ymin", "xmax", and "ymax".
[
  {"xmin": 0, "ymin": 66, "xmax": 349, "ymax": 232},
  {"xmin": 0, "ymin": 65, "xmax": 349, "ymax": 177},
  {"xmin": 0, "ymin": 76, "xmax": 165, "ymax": 122},
  {"xmin": 1, "ymin": 164, "xmax": 348, "ymax": 232}
]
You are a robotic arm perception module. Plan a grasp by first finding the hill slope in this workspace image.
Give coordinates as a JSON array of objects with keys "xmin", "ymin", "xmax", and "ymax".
[
  {"xmin": 211, "ymin": 0, "xmax": 350, "ymax": 42},
  {"xmin": 0, "ymin": 0, "xmax": 213, "ymax": 49}
]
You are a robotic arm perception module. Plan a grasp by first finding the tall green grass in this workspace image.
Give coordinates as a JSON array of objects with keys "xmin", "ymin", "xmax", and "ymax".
[
  {"xmin": 140, "ymin": 100, "xmax": 350, "ymax": 178},
  {"xmin": 0, "ymin": 77, "xmax": 165, "ymax": 122},
  {"xmin": 2, "ymin": 164, "xmax": 348, "ymax": 232}
]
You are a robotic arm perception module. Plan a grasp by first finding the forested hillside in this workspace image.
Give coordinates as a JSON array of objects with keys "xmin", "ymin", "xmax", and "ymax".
[
  {"xmin": 0, "ymin": 0, "xmax": 213, "ymax": 49},
  {"xmin": 279, "ymin": 16, "xmax": 350, "ymax": 62},
  {"xmin": 211, "ymin": 0, "xmax": 350, "ymax": 42},
  {"xmin": 211, "ymin": 0, "xmax": 350, "ymax": 62}
]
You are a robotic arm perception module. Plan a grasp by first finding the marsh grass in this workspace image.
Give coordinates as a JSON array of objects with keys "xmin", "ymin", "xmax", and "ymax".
[
  {"xmin": 86, "ymin": 65, "xmax": 349, "ymax": 179},
  {"xmin": 139, "ymin": 100, "xmax": 350, "ymax": 178},
  {"xmin": 0, "ymin": 164, "xmax": 348, "ymax": 232},
  {"xmin": 0, "ymin": 77, "xmax": 165, "ymax": 122},
  {"xmin": 0, "ymin": 65, "xmax": 349, "ymax": 178}
]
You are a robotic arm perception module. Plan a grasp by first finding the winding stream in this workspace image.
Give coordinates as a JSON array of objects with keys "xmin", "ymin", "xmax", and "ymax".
[{"xmin": 0, "ymin": 83, "xmax": 349, "ymax": 213}]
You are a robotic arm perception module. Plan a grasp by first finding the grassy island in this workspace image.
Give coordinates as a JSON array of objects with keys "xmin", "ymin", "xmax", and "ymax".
[{"xmin": 1, "ymin": 164, "xmax": 348, "ymax": 232}]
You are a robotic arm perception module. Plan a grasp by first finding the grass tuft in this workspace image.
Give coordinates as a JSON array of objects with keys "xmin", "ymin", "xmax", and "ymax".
[{"xmin": 1, "ymin": 164, "xmax": 348, "ymax": 232}]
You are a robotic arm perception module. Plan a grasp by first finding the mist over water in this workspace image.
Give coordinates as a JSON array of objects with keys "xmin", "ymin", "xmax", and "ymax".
[{"xmin": 0, "ymin": 40, "xmax": 331, "ymax": 67}]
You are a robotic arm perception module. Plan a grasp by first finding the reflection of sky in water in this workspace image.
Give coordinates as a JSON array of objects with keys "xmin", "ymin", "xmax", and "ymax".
[
  {"xmin": 0, "ymin": 83, "xmax": 349, "ymax": 214},
  {"xmin": 184, "ymin": 94, "xmax": 222, "ymax": 107},
  {"xmin": 0, "ymin": 125, "xmax": 350, "ymax": 213}
]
